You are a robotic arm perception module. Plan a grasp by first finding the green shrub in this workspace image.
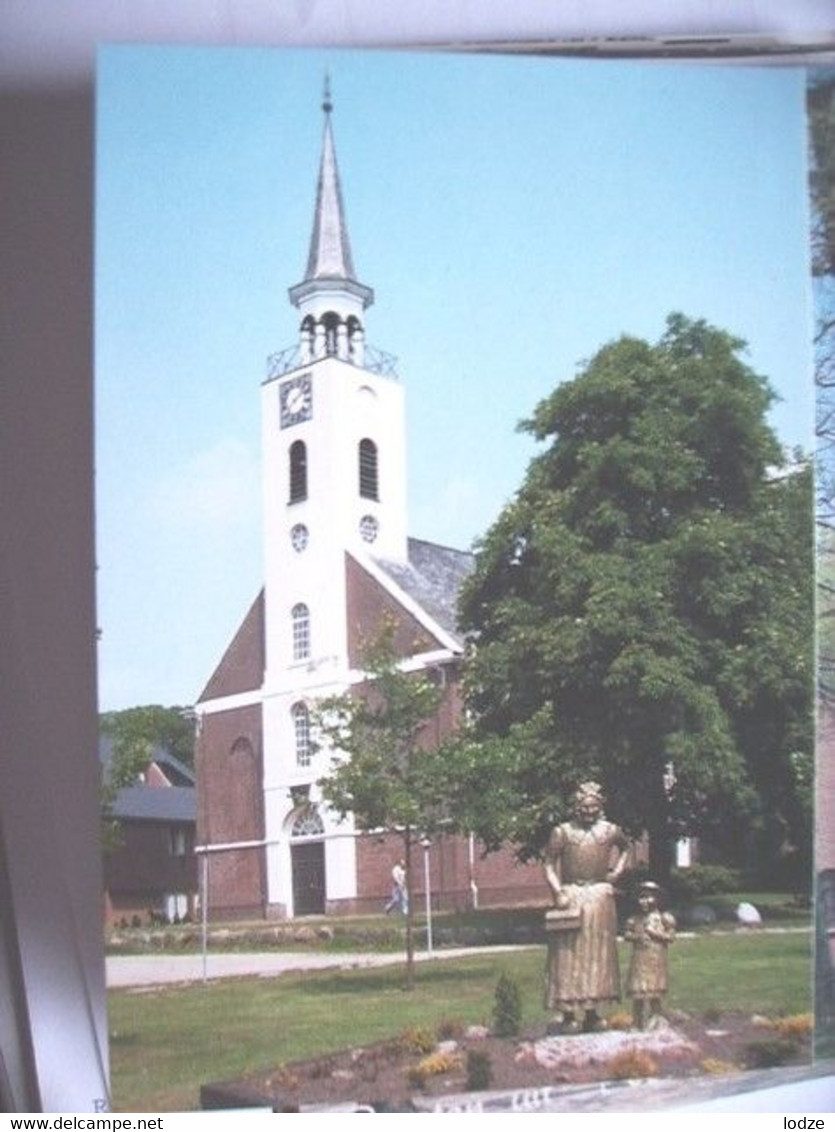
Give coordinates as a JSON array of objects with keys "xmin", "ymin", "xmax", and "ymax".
[
  {"xmin": 669, "ymin": 865, "xmax": 743, "ymax": 902},
  {"xmin": 407, "ymin": 1050, "xmax": 461, "ymax": 1089},
  {"xmin": 466, "ymin": 1049, "xmax": 492, "ymax": 1091},
  {"xmin": 492, "ymin": 972, "xmax": 522, "ymax": 1037},
  {"xmin": 399, "ymin": 1026, "xmax": 436, "ymax": 1056},
  {"xmin": 744, "ymin": 1037, "xmax": 799, "ymax": 1069}
]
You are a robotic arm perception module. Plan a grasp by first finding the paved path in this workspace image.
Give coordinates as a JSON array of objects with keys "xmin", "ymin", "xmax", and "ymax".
[
  {"xmin": 106, "ymin": 946, "xmax": 528, "ymax": 988},
  {"xmin": 107, "ymin": 926, "xmax": 810, "ymax": 989}
]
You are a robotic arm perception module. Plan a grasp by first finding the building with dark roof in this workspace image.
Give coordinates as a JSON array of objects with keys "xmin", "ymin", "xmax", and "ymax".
[
  {"xmin": 195, "ymin": 88, "xmax": 546, "ymax": 918},
  {"xmin": 100, "ymin": 740, "xmax": 197, "ymax": 925}
]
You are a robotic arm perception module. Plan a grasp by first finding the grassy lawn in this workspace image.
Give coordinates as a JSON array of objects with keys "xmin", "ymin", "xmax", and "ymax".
[{"xmin": 108, "ymin": 930, "xmax": 812, "ymax": 1111}]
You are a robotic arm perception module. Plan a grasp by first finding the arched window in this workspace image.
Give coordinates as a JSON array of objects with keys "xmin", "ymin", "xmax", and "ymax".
[
  {"xmin": 292, "ymin": 702, "xmax": 311, "ymax": 767},
  {"xmin": 224, "ymin": 738, "xmax": 258, "ymax": 844},
  {"xmin": 291, "ymin": 602, "xmax": 310, "ymax": 661},
  {"xmin": 289, "ymin": 440, "xmax": 307, "ymax": 503},
  {"xmin": 359, "ymin": 438, "xmax": 378, "ymax": 500},
  {"xmin": 291, "ymin": 806, "xmax": 325, "ymax": 838},
  {"xmin": 299, "ymin": 315, "xmax": 315, "ymax": 362},
  {"xmin": 322, "ymin": 311, "xmax": 340, "ymax": 356}
]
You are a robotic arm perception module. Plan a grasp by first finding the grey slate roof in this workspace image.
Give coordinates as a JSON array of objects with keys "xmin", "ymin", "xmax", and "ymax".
[
  {"xmin": 374, "ymin": 537, "xmax": 475, "ymax": 646},
  {"xmin": 305, "ymin": 108, "xmax": 358, "ymax": 282},
  {"xmin": 99, "ymin": 736, "xmax": 196, "ymax": 822},
  {"xmin": 150, "ymin": 748, "xmax": 195, "ymax": 787},
  {"xmin": 110, "ymin": 785, "xmax": 196, "ymax": 823},
  {"xmin": 288, "ymin": 96, "xmax": 373, "ymax": 310}
]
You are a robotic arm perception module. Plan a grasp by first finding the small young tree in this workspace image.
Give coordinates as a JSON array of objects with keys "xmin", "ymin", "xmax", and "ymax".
[
  {"xmin": 492, "ymin": 971, "xmax": 523, "ymax": 1037},
  {"xmin": 314, "ymin": 617, "xmax": 446, "ymax": 988}
]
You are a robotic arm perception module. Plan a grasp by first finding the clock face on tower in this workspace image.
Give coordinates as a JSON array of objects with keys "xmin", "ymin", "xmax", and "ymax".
[{"xmin": 280, "ymin": 373, "xmax": 313, "ymax": 428}]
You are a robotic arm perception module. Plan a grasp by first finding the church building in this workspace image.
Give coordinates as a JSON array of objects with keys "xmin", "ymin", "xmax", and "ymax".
[{"xmin": 195, "ymin": 86, "xmax": 545, "ymax": 918}]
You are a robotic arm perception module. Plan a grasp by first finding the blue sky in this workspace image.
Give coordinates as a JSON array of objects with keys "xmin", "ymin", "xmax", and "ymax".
[{"xmin": 95, "ymin": 47, "xmax": 813, "ymax": 711}]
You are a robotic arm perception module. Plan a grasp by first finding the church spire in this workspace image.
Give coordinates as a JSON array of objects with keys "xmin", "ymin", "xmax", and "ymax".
[{"xmin": 289, "ymin": 79, "xmax": 373, "ymax": 311}]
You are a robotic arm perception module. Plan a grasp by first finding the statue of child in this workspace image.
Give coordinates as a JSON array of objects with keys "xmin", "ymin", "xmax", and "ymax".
[{"xmin": 625, "ymin": 881, "xmax": 676, "ymax": 1029}]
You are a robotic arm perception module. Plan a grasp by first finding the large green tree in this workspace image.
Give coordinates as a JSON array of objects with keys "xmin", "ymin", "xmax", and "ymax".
[
  {"xmin": 454, "ymin": 315, "xmax": 813, "ymax": 881},
  {"xmin": 314, "ymin": 620, "xmax": 445, "ymax": 987}
]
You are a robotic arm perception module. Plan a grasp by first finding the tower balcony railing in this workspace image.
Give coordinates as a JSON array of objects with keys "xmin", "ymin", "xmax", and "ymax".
[{"xmin": 266, "ymin": 342, "xmax": 399, "ymax": 382}]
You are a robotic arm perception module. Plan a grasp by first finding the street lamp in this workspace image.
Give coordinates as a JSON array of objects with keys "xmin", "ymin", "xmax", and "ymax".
[{"xmin": 420, "ymin": 836, "xmax": 433, "ymax": 956}]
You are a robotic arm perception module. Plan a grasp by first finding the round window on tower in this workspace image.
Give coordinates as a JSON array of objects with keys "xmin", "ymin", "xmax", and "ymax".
[
  {"xmin": 290, "ymin": 523, "xmax": 309, "ymax": 552},
  {"xmin": 359, "ymin": 515, "xmax": 379, "ymax": 544}
]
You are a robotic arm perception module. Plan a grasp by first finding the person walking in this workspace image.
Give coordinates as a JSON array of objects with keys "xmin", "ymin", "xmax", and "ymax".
[{"xmin": 384, "ymin": 859, "xmax": 408, "ymax": 914}]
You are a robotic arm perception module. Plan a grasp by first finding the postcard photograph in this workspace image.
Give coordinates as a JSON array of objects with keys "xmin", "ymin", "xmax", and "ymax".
[{"xmin": 96, "ymin": 46, "xmax": 818, "ymax": 1112}]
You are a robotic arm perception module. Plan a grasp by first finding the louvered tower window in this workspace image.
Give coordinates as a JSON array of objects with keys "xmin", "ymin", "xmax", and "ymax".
[
  {"xmin": 359, "ymin": 438, "xmax": 378, "ymax": 500},
  {"xmin": 289, "ymin": 440, "xmax": 307, "ymax": 503}
]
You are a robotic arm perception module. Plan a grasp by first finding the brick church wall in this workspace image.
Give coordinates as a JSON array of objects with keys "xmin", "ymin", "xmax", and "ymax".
[
  {"xmin": 340, "ymin": 556, "xmax": 551, "ymax": 912},
  {"xmin": 344, "ymin": 672, "xmax": 547, "ymax": 912},
  {"xmin": 201, "ymin": 591, "xmax": 265, "ymax": 701},
  {"xmin": 196, "ymin": 702, "xmax": 266, "ymax": 918},
  {"xmin": 346, "ymin": 554, "xmax": 440, "ymax": 664},
  {"xmin": 350, "ymin": 833, "xmax": 548, "ymax": 914}
]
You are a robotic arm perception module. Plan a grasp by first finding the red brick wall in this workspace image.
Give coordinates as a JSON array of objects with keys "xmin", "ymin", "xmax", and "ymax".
[
  {"xmin": 104, "ymin": 891, "xmax": 198, "ymax": 928},
  {"xmin": 146, "ymin": 763, "xmax": 170, "ymax": 787},
  {"xmin": 345, "ymin": 554, "xmax": 441, "ymax": 665},
  {"xmin": 196, "ymin": 702, "xmax": 266, "ymax": 917},
  {"xmin": 467, "ymin": 843, "xmax": 549, "ymax": 908},
  {"xmin": 104, "ymin": 819, "xmax": 196, "ymax": 892},
  {"xmin": 200, "ymin": 590, "xmax": 265, "ymax": 701},
  {"xmin": 343, "ymin": 571, "xmax": 553, "ymax": 912},
  {"xmin": 352, "ymin": 832, "xmax": 548, "ymax": 914},
  {"xmin": 103, "ymin": 819, "xmax": 197, "ymax": 924},
  {"xmin": 105, "ymin": 892, "xmax": 158, "ymax": 927}
]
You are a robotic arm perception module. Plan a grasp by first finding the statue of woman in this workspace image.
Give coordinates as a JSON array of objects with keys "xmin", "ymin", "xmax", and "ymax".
[{"xmin": 543, "ymin": 781, "xmax": 630, "ymax": 1033}]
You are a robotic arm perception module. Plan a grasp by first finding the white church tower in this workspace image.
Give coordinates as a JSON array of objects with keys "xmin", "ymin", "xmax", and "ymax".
[
  {"xmin": 196, "ymin": 84, "xmax": 508, "ymax": 923},
  {"xmin": 260, "ymin": 83, "xmax": 408, "ymax": 914}
]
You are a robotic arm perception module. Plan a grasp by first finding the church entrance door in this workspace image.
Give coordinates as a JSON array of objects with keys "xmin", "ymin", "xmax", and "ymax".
[{"xmin": 291, "ymin": 841, "xmax": 326, "ymax": 916}]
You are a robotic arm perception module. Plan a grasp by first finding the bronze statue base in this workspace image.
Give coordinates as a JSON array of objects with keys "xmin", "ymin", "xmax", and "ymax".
[{"xmin": 546, "ymin": 1009, "xmax": 609, "ymax": 1036}]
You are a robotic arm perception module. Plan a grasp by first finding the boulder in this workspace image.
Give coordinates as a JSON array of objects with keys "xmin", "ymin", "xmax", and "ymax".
[
  {"xmin": 436, "ymin": 1040, "xmax": 459, "ymax": 1055},
  {"xmin": 736, "ymin": 901, "xmax": 762, "ymax": 926},
  {"xmin": 686, "ymin": 903, "xmax": 717, "ymax": 927}
]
